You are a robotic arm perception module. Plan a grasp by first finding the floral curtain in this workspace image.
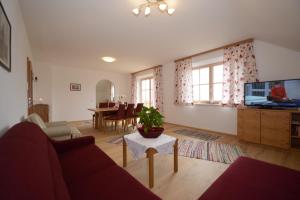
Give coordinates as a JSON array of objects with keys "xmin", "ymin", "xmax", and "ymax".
[
  {"xmin": 222, "ymin": 42, "xmax": 258, "ymax": 105},
  {"xmin": 130, "ymin": 74, "xmax": 137, "ymax": 104},
  {"xmin": 153, "ymin": 66, "xmax": 163, "ymax": 113},
  {"xmin": 174, "ymin": 58, "xmax": 193, "ymax": 104}
]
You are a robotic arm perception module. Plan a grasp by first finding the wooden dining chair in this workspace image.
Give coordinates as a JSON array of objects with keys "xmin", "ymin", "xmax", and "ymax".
[
  {"xmin": 109, "ymin": 102, "xmax": 116, "ymax": 107},
  {"xmin": 134, "ymin": 103, "xmax": 144, "ymax": 125},
  {"xmin": 103, "ymin": 102, "xmax": 117, "ymax": 124},
  {"xmin": 123, "ymin": 104, "xmax": 135, "ymax": 131},
  {"xmin": 104, "ymin": 104, "xmax": 126, "ymax": 132},
  {"xmin": 99, "ymin": 102, "xmax": 109, "ymax": 108},
  {"xmin": 92, "ymin": 102, "xmax": 109, "ymax": 128}
]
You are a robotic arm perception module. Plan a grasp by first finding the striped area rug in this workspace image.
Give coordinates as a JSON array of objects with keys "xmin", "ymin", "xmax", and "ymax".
[
  {"xmin": 107, "ymin": 136, "xmax": 123, "ymax": 144},
  {"xmin": 107, "ymin": 136, "xmax": 245, "ymax": 164},
  {"xmin": 179, "ymin": 140, "xmax": 245, "ymax": 164},
  {"xmin": 174, "ymin": 129, "xmax": 221, "ymax": 141}
]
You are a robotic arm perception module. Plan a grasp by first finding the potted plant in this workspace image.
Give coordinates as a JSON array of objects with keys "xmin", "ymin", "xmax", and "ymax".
[{"xmin": 137, "ymin": 107, "xmax": 164, "ymax": 138}]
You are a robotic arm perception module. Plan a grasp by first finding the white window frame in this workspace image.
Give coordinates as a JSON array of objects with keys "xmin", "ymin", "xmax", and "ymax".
[
  {"xmin": 139, "ymin": 77, "xmax": 154, "ymax": 107},
  {"xmin": 192, "ymin": 62, "xmax": 224, "ymax": 104}
]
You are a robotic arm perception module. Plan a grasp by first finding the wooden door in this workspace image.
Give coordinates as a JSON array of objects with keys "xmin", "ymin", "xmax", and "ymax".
[
  {"xmin": 261, "ymin": 110, "xmax": 291, "ymax": 149},
  {"xmin": 27, "ymin": 57, "xmax": 33, "ymax": 115},
  {"xmin": 32, "ymin": 104, "xmax": 49, "ymax": 122},
  {"xmin": 237, "ymin": 109, "xmax": 261, "ymax": 143}
]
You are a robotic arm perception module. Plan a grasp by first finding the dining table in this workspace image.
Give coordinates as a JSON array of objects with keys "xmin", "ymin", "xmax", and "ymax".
[{"xmin": 88, "ymin": 107, "xmax": 118, "ymax": 129}]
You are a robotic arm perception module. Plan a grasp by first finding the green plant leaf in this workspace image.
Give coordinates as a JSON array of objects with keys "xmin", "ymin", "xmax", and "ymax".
[{"xmin": 138, "ymin": 106, "xmax": 164, "ymax": 133}]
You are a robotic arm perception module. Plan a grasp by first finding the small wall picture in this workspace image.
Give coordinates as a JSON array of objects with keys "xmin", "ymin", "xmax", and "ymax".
[
  {"xmin": 0, "ymin": 2, "xmax": 11, "ymax": 72},
  {"xmin": 70, "ymin": 83, "xmax": 81, "ymax": 91}
]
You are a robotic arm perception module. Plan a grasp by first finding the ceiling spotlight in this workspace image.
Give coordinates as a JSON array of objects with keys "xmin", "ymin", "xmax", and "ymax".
[
  {"xmin": 167, "ymin": 8, "xmax": 175, "ymax": 15},
  {"xmin": 144, "ymin": 6, "xmax": 151, "ymax": 16},
  {"xmin": 132, "ymin": 8, "xmax": 140, "ymax": 15},
  {"xmin": 102, "ymin": 57, "xmax": 116, "ymax": 63},
  {"xmin": 159, "ymin": 3, "xmax": 167, "ymax": 11}
]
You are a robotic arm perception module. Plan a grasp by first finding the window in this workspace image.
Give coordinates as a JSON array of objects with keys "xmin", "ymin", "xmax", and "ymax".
[
  {"xmin": 192, "ymin": 62, "xmax": 224, "ymax": 104},
  {"xmin": 140, "ymin": 77, "xmax": 154, "ymax": 107}
]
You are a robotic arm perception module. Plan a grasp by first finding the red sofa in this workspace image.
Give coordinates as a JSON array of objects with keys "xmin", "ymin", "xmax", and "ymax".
[
  {"xmin": 0, "ymin": 122, "xmax": 161, "ymax": 200},
  {"xmin": 199, "ymin": 156, "xmax": 300, "ymax": 200}
]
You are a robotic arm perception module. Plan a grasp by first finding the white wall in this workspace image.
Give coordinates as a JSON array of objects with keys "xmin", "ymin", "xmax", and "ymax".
[
  {"xmin": 0, "ymin": 0, "xmax": 33, "ymax": 136},
  {"xmin": 163, "ymin": 40, "xmax": 300, "ymax": 135},
  {"xmin": 255, "ymin": 41, "xmax": 300, "ymax": 81},
  {"xmin": 34, "ymin": 64, "xmax": 130, "ymax": 122}
]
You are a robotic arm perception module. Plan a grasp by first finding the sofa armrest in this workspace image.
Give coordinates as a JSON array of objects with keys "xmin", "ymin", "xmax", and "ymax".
[
  {"xmin": 51, "ymin": 136, "xmax": 95, "ymax": 154},
  {"xmin": 46, "ymin": 121, "xmax": 68, "ymax": 128},
  {"xmin": 43, "ymin": 126, "xmax": 71, "ymax": 138}
]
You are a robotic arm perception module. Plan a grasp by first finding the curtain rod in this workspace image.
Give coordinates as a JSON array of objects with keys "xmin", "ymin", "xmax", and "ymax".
[
  {"xmin": 131, "ymin": 65, "xmax": 162, "ymax": 75},
  {"xmin": 174, "ymin": 38, "xmax": 254, "ymax": 62}
]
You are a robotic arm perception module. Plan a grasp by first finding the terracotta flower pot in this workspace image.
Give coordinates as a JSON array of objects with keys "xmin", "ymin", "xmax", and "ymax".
[{"xmin": 138, "ymin": 127, "xmax": 164, "ymax": 138}]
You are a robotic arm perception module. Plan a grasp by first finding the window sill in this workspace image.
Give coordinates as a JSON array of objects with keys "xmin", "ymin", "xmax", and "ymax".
[{"xmin": 193, "ymin": 102, "xmax": 222, "ymax": 107}]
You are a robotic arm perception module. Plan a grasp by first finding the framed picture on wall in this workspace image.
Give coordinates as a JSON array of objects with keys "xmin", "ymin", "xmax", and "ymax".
[
  {"xmin": 0, "ymin": 1, "xmax": 11, "ymax": 72},
  {"xmin": 70, "ymin": 83, "xmax": 81, "ymax": 91}
]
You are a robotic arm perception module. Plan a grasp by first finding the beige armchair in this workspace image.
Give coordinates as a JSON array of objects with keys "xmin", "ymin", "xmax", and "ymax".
[{"xmin": 27, "ymin": 113, "xmax": 81, "ymax": 139}]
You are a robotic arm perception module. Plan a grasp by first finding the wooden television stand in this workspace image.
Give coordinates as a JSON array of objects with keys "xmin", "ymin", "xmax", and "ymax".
[{"xmin": 237, "ymin": 107, "xmax": 300, "ymax": 149}]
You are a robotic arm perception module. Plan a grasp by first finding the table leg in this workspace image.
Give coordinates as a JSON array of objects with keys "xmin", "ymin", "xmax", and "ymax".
[
  {"xmin": 146, "ymin": 148, "xmax": 157, "ymax": 188},
  {"xmin": 123, "ymin": 137, "xmax": 127, "ymax": 167},
  {"xmin": 98, "ymin": 112, "xmax": 103, "ymax": 129},
  {"xmin": 95, "ymin": 112, "xmax": 99, "ymax": 129},
  {"xmin": 174, "ymin": 139, "xmax": 178, "ymax": 173}
]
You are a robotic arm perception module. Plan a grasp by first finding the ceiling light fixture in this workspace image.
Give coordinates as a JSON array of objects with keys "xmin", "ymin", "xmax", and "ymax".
[
  {"xmin": 102, "ymin": 57, "xmax": 116, "ymax": 63},
  {"xmin": 167, "ymin": 8, "xmax": 175, "ymax": 15},
  {"xmin": 159, "ymin": 3, "xmax": 167, "ymax": 11},
  {"xmin": 132, "ymin": 8, "xmax": 140, "ymax": 15},
  {"xmin": 132, "ymin": 0, "xmax": 175, "ymax": 17},
  {"xmin": 144, "ymin": 6, "xmax": 151, "ymax": 16}
]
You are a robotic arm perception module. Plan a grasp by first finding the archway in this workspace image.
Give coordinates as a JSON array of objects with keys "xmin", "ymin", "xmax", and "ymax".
[{"xmin": 96, "ymin": 80, "xmax": 115, "ymax": 105}]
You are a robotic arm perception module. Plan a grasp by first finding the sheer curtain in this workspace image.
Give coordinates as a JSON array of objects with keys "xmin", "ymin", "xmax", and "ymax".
[
  {"xmin": 153, "ymin": 66, "xmax": 163, "ymax": 113},
  {"xmin": 222, "ymin": 41, "xmax": 258, "ymax": 105},
  {"xmin": 174, "ymin": 58, "xmax": 193, "ymax": 104},
  {"xmin": 130, "ymin": 74, "xmax": 137, "ymax": 104}
]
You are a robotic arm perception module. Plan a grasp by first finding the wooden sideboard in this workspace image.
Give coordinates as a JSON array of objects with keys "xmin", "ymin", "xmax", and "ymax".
[
  {"xmin": 238, "ymin": 108, "xmax": 300, "ymax": 149},
  {"xmin": 32, "ymin": 104, "xmax": 49, "ymax": 122}
]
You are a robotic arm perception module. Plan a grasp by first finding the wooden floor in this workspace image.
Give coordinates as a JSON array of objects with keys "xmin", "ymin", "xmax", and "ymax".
[{"xmin": 71, "ymin": 121, "xmax": 300, "ymax": 200}]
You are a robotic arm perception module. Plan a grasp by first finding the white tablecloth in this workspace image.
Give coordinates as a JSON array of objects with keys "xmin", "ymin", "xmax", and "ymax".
[{"xmin": 124, "ymin": 132, "xmax": 177, "ymax": 160}]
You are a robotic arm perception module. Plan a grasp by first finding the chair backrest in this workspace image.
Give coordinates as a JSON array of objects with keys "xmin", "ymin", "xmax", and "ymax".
[
  {"xmin": 99, "ymin": 102, "xmax": 109, "ymax": 108},
  {"xmin": 108, "ymin": 102, "xmax": 115, "ymax": 107},
  {"xmin": 135, "ymin": 103, "xmax": 144, "ymax": 114},
  {"xmin": 27, "ymin": 113, "xmax": 47, "ymax": 129},
  {"xmin": 116, "ymin": 104, "xmax": 126, "ymax": 118},
  {"xmin": 125, "ymin": 104, "xmax": 135, "ymax": 117}
]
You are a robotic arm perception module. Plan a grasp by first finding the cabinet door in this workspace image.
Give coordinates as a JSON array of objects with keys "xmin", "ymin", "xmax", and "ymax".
[
  {"xmin": 261, "ymin": 111, "xmax": 290, "ymax": 149},
  {"xmin": 237, "ymin": 109, "xmax": 261, "ymax": 143}
]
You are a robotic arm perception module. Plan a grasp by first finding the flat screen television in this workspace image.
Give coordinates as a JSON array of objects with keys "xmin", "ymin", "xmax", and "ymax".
[{"xmin": 244, "ymin": 79, "xmax": 300, "ymax": 109}]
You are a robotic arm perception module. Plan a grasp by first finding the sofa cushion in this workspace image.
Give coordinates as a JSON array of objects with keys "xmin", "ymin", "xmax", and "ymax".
[
  {"xmin": 67, "ymin": 165, "xmax": 161, "ymax": 200},
  {"xmin": 0, "ymin": 122, "xmax": 70, "ymax": 200},
  {"xmin": 58, "ymin": 144, "xmax": 116, "ymax": 185},
  {"xmin": 199, "ymin": 156, "xmax": 300, "ymax": 200}
]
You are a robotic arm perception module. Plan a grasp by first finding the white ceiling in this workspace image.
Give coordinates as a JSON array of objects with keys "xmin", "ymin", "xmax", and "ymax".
[{"xmin": 19, "ymin": 0, "xmax": 300, "ymax": 73}]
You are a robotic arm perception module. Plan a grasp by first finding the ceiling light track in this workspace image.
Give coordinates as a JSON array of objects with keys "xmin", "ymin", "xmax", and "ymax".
[{"xmin": 132, "ymin": 0, "xmax": 175, "ymax": 16}]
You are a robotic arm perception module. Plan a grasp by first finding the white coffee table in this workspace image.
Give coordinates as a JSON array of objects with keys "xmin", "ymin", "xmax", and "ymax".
[{"xmin": 123, "ymin": 132, "xmax": 178, "ymax": 188}]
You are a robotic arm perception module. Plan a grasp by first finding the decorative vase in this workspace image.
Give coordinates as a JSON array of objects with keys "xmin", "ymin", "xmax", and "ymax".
[{"xmin": 138, "ymin": 127, "xmax": 164, "ymax": 138}]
